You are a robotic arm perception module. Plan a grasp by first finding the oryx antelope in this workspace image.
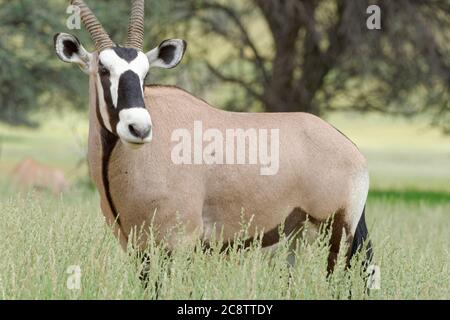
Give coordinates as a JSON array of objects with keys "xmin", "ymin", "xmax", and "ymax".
[{"xmin": 54, "ymin": 0, "xmax": 372, "ymax": 273}]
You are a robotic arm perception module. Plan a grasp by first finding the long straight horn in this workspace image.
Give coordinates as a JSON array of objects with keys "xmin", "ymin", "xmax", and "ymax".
[
  {"xmin": 125, "ymin": 0, "xmax": 145, "ymax": 50},
  {"xmin": 71, "ymin": 0, "xmax": 114, "ymax": 51}
]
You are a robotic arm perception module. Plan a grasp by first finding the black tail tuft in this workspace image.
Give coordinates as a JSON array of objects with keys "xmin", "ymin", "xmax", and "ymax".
[{"xmin": 350, "ymin": 205, "xmax": 373, "ymax": 269}]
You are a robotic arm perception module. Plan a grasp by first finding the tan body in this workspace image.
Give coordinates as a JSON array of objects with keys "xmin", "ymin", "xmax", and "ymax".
[
  {"xmin": 55, "ymin": 0, "xmax": 371, "ymax": 273},
  {"xmin": 12, "ymin": 158, "xmax": 70, "ymax": 195},
  {"xmin": 88, "ymin": 75, "xmax": 369, "ymax": 258}
]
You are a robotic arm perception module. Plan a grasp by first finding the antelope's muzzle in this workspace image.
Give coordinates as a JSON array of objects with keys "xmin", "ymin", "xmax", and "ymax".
[{"xmin": 117, "ymin": 107, "xmax": 152, "ymax": 147}]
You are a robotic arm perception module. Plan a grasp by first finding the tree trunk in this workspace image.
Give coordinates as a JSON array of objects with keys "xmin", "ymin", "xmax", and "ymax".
[{"xmin": 255, "ymin": 0, "xmax": 320, "ymax": 115}]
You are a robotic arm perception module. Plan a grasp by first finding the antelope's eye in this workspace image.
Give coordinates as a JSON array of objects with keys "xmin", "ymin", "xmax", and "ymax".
[{"xmin": 98, "ymin": 64, "xmax": 109, "ymax": 75}]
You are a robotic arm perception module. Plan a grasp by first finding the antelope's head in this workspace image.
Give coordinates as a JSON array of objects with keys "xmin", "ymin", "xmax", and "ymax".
[{"xmin": 54, "ymin": 0, "xmax": 186, "ymax": 147}]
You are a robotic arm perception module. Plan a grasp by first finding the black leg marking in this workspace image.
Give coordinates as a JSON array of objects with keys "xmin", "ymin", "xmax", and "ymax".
[{"xmin": 350, "ymin": 205, "xmax": 373, "ymax": 270}]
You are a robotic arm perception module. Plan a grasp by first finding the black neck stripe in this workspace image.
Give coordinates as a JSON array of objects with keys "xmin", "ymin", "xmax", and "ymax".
[
  {"xmin": 95, "ymin": 88, "xmax": 121, "ymax": 228},
  {"xmin": 100, "ymin": 127, "xmax": 120, "ymax": 227}
]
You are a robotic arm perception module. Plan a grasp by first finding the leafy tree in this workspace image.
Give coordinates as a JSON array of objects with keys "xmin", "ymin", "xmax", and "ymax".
[
  {"xmin": 1, "ymin": 0, "xmax": 449, "ymax": 133},
  {"xmin": 179, "ymin": 0, "xmax": 450, "ymax": 132},
  {"xmin": 0, "ymin": 0, "xmax": 66, "ymax": 125}
]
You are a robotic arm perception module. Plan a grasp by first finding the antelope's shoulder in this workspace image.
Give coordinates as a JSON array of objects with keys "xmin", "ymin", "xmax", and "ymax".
[{"xmin": 144, "ymin": 85, "xmax": 210, "ymax": 106}]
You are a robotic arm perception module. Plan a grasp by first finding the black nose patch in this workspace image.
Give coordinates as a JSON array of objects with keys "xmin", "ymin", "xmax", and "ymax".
[{"xmin": 117, "ymin": 70, "xmax": 145, "ymax": 110}]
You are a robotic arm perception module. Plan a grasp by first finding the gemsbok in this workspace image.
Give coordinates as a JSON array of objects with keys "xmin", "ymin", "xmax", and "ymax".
[{"xmin": 54, "ymin": 0, "xmax": 372, "ymax": 274}]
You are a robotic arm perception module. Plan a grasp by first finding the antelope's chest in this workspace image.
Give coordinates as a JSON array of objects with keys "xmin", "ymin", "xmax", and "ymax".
[{"xmin": 107, "ymin": 144, "xmax": 169, "ymax": 202}]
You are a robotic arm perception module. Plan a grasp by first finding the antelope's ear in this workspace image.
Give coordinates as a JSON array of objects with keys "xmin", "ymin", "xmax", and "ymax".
[
  {"xmin": 146, "ymin": 39, "xmax": 187, "ymax": 69},
  {"xmin": 54, "ymin": 33, "xmax": 93, "ymax": 74}
]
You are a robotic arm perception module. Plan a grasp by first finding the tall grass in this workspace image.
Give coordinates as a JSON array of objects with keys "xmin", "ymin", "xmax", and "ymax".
[{"xmin": 0, "ymin": 186, "xmax": 448, "ymax": 300}]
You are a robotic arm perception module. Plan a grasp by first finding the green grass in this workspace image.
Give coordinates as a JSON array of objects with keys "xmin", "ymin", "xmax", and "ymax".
[
  {"xmin": 0, "ymin": 187, "xmax": 448, "ymax": 299},
  {"xmin": 0, "ymin": 111, "xmax": 449, "ymax": 300},
  {"xmin": 369, "ymin": 189, "xmax": 450, "ymax": 204}
]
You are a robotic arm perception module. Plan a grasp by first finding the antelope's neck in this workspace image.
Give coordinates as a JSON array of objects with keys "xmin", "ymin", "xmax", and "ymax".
[
  {"xmin": 87, "ymin": 66, "xmax": 118, "ymax": 185},
  {"xmin": 87, "ymin": 66, "xmax": 124, "ymax": 241}
]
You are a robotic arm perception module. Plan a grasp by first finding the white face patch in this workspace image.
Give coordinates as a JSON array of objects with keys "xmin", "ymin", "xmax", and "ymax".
[
  {"xmin": 96, "ymin": 48, "xmax": 153, "ymax": 146},
  {"xmin": 98, "ymin": 49, "xmax": 150, "ymax": 109}
]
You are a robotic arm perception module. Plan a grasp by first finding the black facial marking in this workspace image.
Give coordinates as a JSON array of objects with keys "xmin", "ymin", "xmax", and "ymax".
[
  {"xmin": 95, "ymin": 86, "xmax": 107, "ymax": 130},
  {"xmin": 113, "ymin": 47, "xmax": 138, "ymax": 63},
  {"xmin": 117, "ymin": 70, "xmax": 146, "ymax": 110},
  {"xmin": 94, "ymin": 86, "xmax": 121, "ymax": 228},
  {"xmin": 98, "ymin": 64, "xmax": 119, "ymax": 133},
  {"xmin": 97, "ymin": 46, "xmax": 146, "ymax": 135},
  {"xmin": 158, "ymin": 44, "xmax": 176, "ymax": 65},
  {"xmin": 98, "ymin": 62, "xmax": 109, "ymax": 76},
  {"xmin": 62, "ymin": 39, "xmax": 79, "ymax": 58}
]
